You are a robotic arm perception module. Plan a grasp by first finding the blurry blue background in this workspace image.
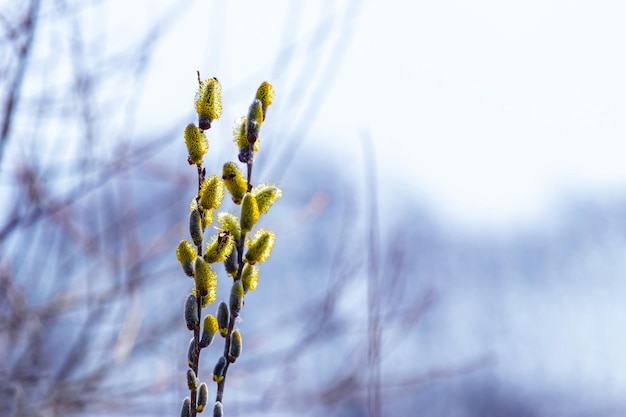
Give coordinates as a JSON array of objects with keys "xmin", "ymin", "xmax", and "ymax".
[{"xmin": 1, "ymin": 0, "xmax": 625, "ymax": 416}]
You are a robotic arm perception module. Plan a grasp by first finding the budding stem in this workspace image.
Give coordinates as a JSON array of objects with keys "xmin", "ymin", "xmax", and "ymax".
[
  {"xmin": 190, "ymin": 158, "xmax": 207, "ymax": 417},
  {"xmin": 246, "ymin": 143, "xmax": 254, "ymax": 192},
  {"xmin": 216, "ymin": 143, "xmax": 254, "ymax": 405}
]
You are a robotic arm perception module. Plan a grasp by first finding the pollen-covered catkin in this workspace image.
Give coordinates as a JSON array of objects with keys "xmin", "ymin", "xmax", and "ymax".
[
  {"xmin": 252, "ymin": 183, "xmax": 282, "ymax": 215},
  {"xmin": 184, "ymin": 123, "xmax": 209, "ymax": 164},
  {"xmin": 200, "ymin": 174, "xmax": 225, "ymax": 210},
  {"xmin": 217, "ymin": 212, "xmax": 241, "ymax": 241},
  {"xmin": 240, "ymin": 193, "xmax": 259, "ymax": 233},
  {"xmin": 241, "ymin": 264, "xmax": 259, "ymax": 292},
  {"xmin": 255, "ymin": 81, "xmax": 274, "ymax": 119},
  {"xmin": 233, "ymin": 116, "xmax": 250, "ymax": 148},
  {"xmin": 195, "ymin": 257, "xmax": 217, "ymax": 304},
  {"xmin": 204, "ymin": 231, "xmax": 235, "ymax": 264},
  {"xmin": 245, "ymin": 229, "xmax": 276, "ymax": 264},
  {"xmin": 176, "ymin": 240, "xmax": 197, "ymax": 277},
  {"xmin": 177, "ymin": 78, "xmax": 279, "ymax": 414},
  {"xmin": 195, "ymin": 77, "xmax": 223, "ymax": 130},
  {"xmin": 222, "ymin": 162, "xmax": 248, "ymax": 204}
]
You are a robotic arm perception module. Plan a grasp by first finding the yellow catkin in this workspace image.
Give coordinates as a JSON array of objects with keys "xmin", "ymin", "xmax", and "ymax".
[
  {"xmin": 255, "ymin": 81, "xmax": 274, "ymax": 119},
  {"xmin": 200, "ymin": 174, "xmax": 225, "ymax": 210},
  {"xmin": 233, "ymin": 116, "xmax": 249, "ymax": 148},
  {"xmin": 184, "ymin": 123, "xmax": 208, "ymax": 164},
  {"xmin": 217, "ymin": 212, "xmax": 241, "ymax": 241},
  {"xmin": 200, "ymin": 314, "xmax": 218, "ymax": 348},
  {"xmin": 195, "ymin": 77, "xmax": 223, "ymax": 128},
  {"xmin": 194, "ymin": 258, "xmax": 217, "ymax": 304},
  {"xmin": 245, "ymin": 229, "xmax": 276, "ymax": 264},
  {"xmin": 252, "ymin": 183, "xmax": 282, "ymax": 215},
  {"xmin": 241, "ymin": 264, "xmax": 259, "ymax": 292},
  {"xmin": 176, "ymin": 240, "xmax": 197, "ymax": 264},
  {"xmin": 204, "ymin": 231, "xmax": 235, "ymax": 264},
  {"xmin": 240, "ymin": 193, "xmax": 260, "ymax": 233},
  {"xmin": 222, "ymin": 162, "xmax": 248, "ymax": 204}
]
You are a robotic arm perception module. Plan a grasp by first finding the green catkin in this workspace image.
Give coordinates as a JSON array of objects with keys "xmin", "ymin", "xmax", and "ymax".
[
  {"xmin": 213, "ymin": 401, "xmax": 223, "ymax": 417},
  {"xmin": 212, "ymin": 356, "xmax": 227, "ymax": 383},
  {"xmin": 181, "ymin": 397, "xmax": 191, "ymax": 417},
  {"xmin": 187, "ymin": 338, "xmax": 196, "ymax": 368},
  {"xmin": 229, "ymin": 280, "xmax": 244, "ymax": 315},
  {"xmin": 217, "ymin": 301, "xmax": 229, "ymax": 337},
  {"xmin": 228, "ymin": 329, "xmax": 242, "ymax": 362},
  {"xmin": 197, "ymin": 382, "xmax": 208, "ymax": 412},
  {"xmin": 246, "ymin": 99, "xmax": 263, "ymax": 145},
  {"xmin": 223, "ymin": 249, "xmax": 238, "ymax": 278},
  {"xmin": 189, "ymin": 209, "xmax": 203, "ymax": 247},
  {"xmin": 184, "ymin": 293, "xmax": 199, "ymax": 331},
  {"xmin": 187, "ymin": 368, "xmax": 198, "ymax": 390}
]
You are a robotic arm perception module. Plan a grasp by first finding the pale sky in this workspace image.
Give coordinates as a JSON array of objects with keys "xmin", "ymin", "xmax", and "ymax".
[
  {"xmin": 321, "ymin": 0, "xmax": 626, "ymax": 228},
  {"xmin": 128, "ymin": 0, "xmax": 626, "ymax": 229}
]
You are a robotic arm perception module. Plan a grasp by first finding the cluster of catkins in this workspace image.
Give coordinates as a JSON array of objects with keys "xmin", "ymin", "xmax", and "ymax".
[{"xmin": 175, "ymin": 76, "xmax": 281, "ymax": 417}]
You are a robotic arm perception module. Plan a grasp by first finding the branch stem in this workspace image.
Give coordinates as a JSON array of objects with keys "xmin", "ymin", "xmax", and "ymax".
[
  {"xmin": 189, "ymin": 161, "xmax": 206, "ymax": 417},
  {"xmin": 215, "ymin": 143, "xmax": 254, "ymax": 405}
]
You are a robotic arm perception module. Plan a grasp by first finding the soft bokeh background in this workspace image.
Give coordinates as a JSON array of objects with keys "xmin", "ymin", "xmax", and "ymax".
[{"xmin": 2, "ymin": 1, "xmax": 626, "ymax": 416}]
